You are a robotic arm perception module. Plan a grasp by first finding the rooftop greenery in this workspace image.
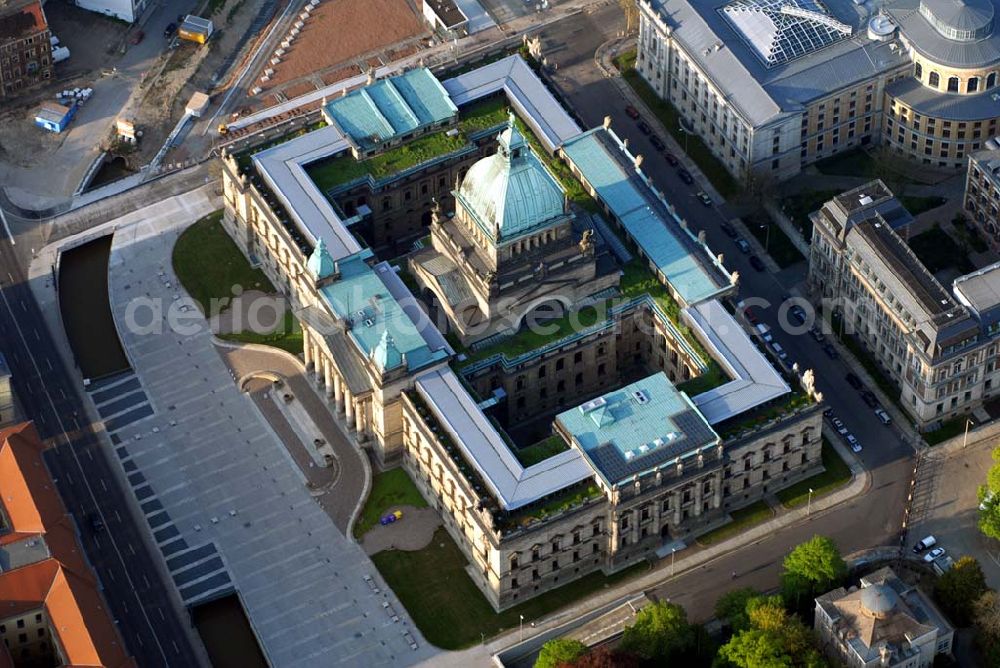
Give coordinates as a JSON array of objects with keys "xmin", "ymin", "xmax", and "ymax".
[
  {"xmin": 718, "ymin": 390, "xmax": 813, "ymax": 441},
  {"xmin": 515, "ymin": 434, "xmax": 570, "ymax": 467}
]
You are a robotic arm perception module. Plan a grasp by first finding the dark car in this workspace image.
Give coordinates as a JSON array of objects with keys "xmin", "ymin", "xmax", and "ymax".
[
  {"xmin": 677, "ymin": 168, "xmax": 694, "ymax": 185},
  {"xmin": 743, "ymin": 307, "xmax": 759, "ymax": 325},
  {"xmin": 650, "ymin": 135, "xmax": 666, "ymax": 151},
  {"xmin": 749, "ymin": 255, "xmax": 766, "ymax": 272},
  {"xmin": 788, "ymin": 304, "xmax": 807, "ymax": 326},
  {"xmin": 861, "ymin": 390, "xmax": 879, "ymax": 408},
  {"xmin": 823, "ymin": 343, "xmax": 839, "ymax": 359},
  {"xmin": 89, "ymin": 515, "xmax": 105, "ymax": 532},
  {"xmin": 664, "ymin": 152, "xmax": 679, "ymax": 166},
  {"xmin": 637, "ymin": 121, "xmax": 652, "ymax": 135},
  {"xmin": 696, "ymin": 192, "xmax": 712, "ymax": 207},
  {"xmin": 719, "ymin": 221, "xmax": 738, "ymax": 238},
  {"xmin": 164, "ymin": 22, "xmax": 177, "ymax": 37},
  {"xmin": 845, "ymin": 373, "xmax": 863, "ymax": 390},
  {"xmin": 625, "ymin": 105, "xmax": 640, "ymax": 120}
]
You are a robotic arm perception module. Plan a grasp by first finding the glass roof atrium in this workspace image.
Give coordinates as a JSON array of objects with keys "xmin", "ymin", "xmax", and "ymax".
[{"xmin": 721, "ymin": 0, "xmax": 853, "ymax": 68}]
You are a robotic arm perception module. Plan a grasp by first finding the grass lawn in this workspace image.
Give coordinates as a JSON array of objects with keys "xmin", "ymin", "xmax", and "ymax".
[
  {"xmin": 900, "ymin": 195, "xmax": 947, "ymax": 216},
  {"xmin": 776, "ymin": 439, "xmax": 852, "ymax": 508},
  {"xmin": 614, "ymin": 51, "xmax": 739, "ymax": 198},
  {"xmin": 458, "ymin": 96, "xmax": 511, "ymax": 133},
  {"xmin": 515, "ymin": 435, "xmax": 570, "ymax": 466},
  {"xmin": 371, "ymin": 527, "xmax": 646, "ymax": 649},
  {"xmin": 924, "ymin": 415, "xmax": 973, "ymax": 446},
  {"xmin": 744, "ymin": 210, "xmax": 804, "ymax": 268},
  {"xmin": 696, "ymin": 501, "xmax": 773, "ymax": 546},
  {"xmin": 779, "ymin": 189, "xmax": 840, "ymax": 243},
  {"xmin": 677, "ymin": 360, "xmax": 728, "ymax": 396},
  {"xmin": 907, "ymin": 224, "xmax": 974, "ymax": 274},
  {"xmin": 172, "ymin": 211, "xmax": 275, "ymax": 313},
  {"xmin": 217, "ymin": 311, "xmax": 303, "ymax": 355},
  {"xmin": 353, "ymin": 468, "xmax": 429, "ymax": 538},
  {"xmin": 813, "ymin": 148, "xmax": 881, "ymax": 178}
]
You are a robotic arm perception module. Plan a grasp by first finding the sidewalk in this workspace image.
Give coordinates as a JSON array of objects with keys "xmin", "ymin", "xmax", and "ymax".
[{"xmin": 425, "ymin": 433, "xmax": 870, "ymax": 667}]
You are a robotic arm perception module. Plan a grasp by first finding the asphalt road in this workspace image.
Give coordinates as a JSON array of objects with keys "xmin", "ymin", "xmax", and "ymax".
[
  {"xmin": 0, "ymin": 228, "xmax": 204, "ymax": 666},
  {"xmin": 539, "ymin": 6, "xmax": 916, "ymax": 617}
]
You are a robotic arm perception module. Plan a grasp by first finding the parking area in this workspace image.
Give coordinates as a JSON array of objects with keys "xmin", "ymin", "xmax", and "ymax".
[
  {"xmin": 908, "ymin": 443, "xmax": 1000, "ymax": 588},
  {"xmin": 45, "ymin": 4, "xmax": 127, "ymax": 77}
]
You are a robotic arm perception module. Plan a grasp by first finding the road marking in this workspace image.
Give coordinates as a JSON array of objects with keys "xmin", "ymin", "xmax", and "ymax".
[
  {"xmin": 0, "ymin": 284, "xmax": 170, "ymax": 664},
  {"xmin": 128, "ymin": 543, "xmax": 136, "ymax": 556},
  {"xmin": 19, "ymin": 299, "xmax": 26, "ymax": 312},
  {"xmin": 107, "ymin": 568, "xmax": 116, "ymax": 582},
  {"xmin": 65, "ymin": 471, "xmax": 73, "ymax": 486},
  {"xmin": 85, "ymin": 448, "xmax": 93, "ymax": 461},
  {"xmin": 158, "ymin": 607, "xmax": 165, "ymax": 621},
  {"xmin": 100, "ymin": 479, "xmax": 108, "ymax": 492},
  {"xmin": 0, "ymin": 206, "xmax": 14, "ymax": 246},
  {"xmin": 114, "ymin": 509, "xmax": 121, "ymax": 523},
  {"xmin": 58, "ymin": 387, "xmax": 66, "ymax": 399},
  {"xmin": 32, "ymin": 328, "xmax": 40, "ymax": 341},
  {"xmin": 45, "ymin": 358, "xmax": 52, "ymax": 371}
]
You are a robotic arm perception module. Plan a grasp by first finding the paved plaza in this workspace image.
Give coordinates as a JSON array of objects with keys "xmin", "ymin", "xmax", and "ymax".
[{"xmin": 29, "ymin": 191, "xmax": 437, "ymax": 667}]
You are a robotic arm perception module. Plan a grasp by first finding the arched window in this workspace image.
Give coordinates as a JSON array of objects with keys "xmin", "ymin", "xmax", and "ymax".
[
  {"xmin": 929, "ymin": 71, "xmax": 940, "ymax": 87},
  {"xmin": 969, "ymin": 77, "xmax": 980, "ymax": 92},
  {"xmin": 914, "ymin": 62, "xmax": 923, "ymax": 78},
  {"xmin": 948, "ymin": 76, "xmax": 960, "ymax": 92},
  {"xmin": 989, "ymin": 72, "xmax": 997, "ymax": 89}
]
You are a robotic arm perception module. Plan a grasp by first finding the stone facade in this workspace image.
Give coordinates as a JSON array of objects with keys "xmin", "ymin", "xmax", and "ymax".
[
  {"xmin": 965, "ymin": 149, "xmax": 1000, "ymax": 250},
  {"xmin": 401, "ymin": 388, "xmax": 822, "ymax": 610},
  {"xmin": 0, "ymin": 0, "xmax": 52, "ymax": 99}
]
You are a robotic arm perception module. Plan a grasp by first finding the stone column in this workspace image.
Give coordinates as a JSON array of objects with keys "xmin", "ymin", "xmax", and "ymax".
[
  {"xmin": 312, "ymin": 343, "xmax": 323, "ymax": 381},
  {"xmin": 302, "ymin": 328, "xmax": 312, "ymax": 370},
  {"xmin": 345, "ymin": 389, "xmax": 355, "ymax": 429},
  {"xmin": 334, "ymin": 374, "xmax": 344, "ymax": 412},
  {"xmin": 323, "ymin": 357, "xmax": 334, "ymax": 398}
]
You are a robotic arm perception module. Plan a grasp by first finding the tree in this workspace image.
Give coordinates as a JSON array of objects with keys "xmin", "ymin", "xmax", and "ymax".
[
  {"xmin": 781, "ymin": 536, "xmax": 847, "ymax": 606},
  {"xmin": 620, "ymin": 600, "xmax": 695, "ymax": 661},
  {"xmin": 535, "ymin": 638, "xmax": 587, "ymax": 668},
  {"xmin": 717, "ymin": 629, "xmax": 794, "ymax": 668},
  {"xmin": 715, "ymin": 588, "xmax": 759, "ymax": 631},
  {"xmin": 715, "ymin": 595, "xmax": 827, "ymax": 667},
  {"xmin": 569, "ymin": 646, "xmax": 642, "ymax": 668},
  {"xmin": 973, "ymin": 590, "xmax": 1000, "ymax": 666},
  {"xmin": 935, "ymin": 556, "xmax": 988, "ymax": 627}
]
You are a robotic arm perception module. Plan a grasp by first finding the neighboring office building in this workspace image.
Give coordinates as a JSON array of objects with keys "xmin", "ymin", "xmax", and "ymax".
[
  {"xmin": 0, "ymin": 0, "xmax": 52, "ymax": 99},
  {"xmin": 808, "ymin": 180, "xmax": 1000, "ymax": 429},
  {"xmin": 964, "ymin": 147, "xmax": 1000, "ymax": 251},
  {"xmin": 635, "ymin": 0, "xmax": 1000, "ymax": 182},
  {"xmin": 815, "ymin": 566, "xmax": 953, "ymax": 668},
  {"xmin": 0, "ymin": 422, "xmax": 136, "ymax": 668},
  {"xmin": 74, "ymin": 0, "xmax": 146, "ymax": 24},
  {"xmin": 220, "ymin": 56, "xmax": 826, "ymax": 611},
  {"xmin": 422, "ymin": 0, "xmax": 468, "ymax": 36}
]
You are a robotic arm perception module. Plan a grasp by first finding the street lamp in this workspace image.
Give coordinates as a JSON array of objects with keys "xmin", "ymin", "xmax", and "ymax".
[
  {"xmin": 671, "ymin": 547, "xmax": 676, "ymax": 577},
  {"xmin": 678, "ymin": 122, "xmax": 691, "ymax": 153},
  {"xmin": 807, "ymin": 488, "xmax": 814, "ymax": 516},
  {"xmin": 760, "ymin": 223, "xmax": 771, "ymax": 251},
  {"xmin": 519, "ymin": 614, "xmax": 524, "ymax": 642},
  {"xmin": 963, "ymin": 418, "xmax": 974, "ymax": 448}
]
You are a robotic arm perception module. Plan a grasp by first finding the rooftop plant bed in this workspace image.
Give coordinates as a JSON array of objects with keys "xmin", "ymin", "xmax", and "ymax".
[
  {"xmin": 515, "ymin": 434, "xmax": 570, "ymax": 467},
  {"xmin": 718, "ymin": 391, "xmax": 813, "ymax": 441}
]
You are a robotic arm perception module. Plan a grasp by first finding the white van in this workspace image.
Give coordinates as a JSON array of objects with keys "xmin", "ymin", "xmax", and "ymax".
[
  {"xmin": 912, "ymin": 535, "xmax": 936, "ymax": 553},
  {"xmin": 756, "ymin": 323, "xmax": 772, "ymax": 342}
]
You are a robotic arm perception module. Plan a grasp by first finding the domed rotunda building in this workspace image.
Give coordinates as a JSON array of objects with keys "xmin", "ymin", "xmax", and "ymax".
[{"xmin": 410, "ymin": 115, "xmax": 619, "ymax": 344}]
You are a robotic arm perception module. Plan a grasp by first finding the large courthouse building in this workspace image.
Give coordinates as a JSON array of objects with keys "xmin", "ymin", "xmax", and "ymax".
[
  {"xmin": 220, "ymin": 55, "xmax": 826, "ymax": 610},
  {"xmin": 635, "ymin": 0, "xmax": 1000, "ymax": 180}
]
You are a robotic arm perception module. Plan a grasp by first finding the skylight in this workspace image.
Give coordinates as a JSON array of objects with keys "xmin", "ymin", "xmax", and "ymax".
[{"xmin": 721, "ymin": 0, "xmax": 852, "ymax": 68}]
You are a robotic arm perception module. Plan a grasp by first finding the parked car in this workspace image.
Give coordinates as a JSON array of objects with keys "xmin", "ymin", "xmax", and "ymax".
[
  {"xmin": 749, "ymin": 255, "xmax": 766, "ymax": 272},
  {"xmin": 861, "ymin": 390, "xmax": 879, "ymax": 408},
  {"xmin": 770, "ymin": 342, "xmax": 788, "ymax": 361},
  {"xmin": 735, "ymin": 237, "xmax": 751, "ymax": 253},
  {"xmin": 756, "ymin": 323, "xmax": 773, "ymax": 342},
  {"xmin": 831, "ymin": 417, "xmax": 848, "ymax": 435},
  {"xmin": 650, "ymin": 135, "xmax": 666, "ymax": 151},
  {"xmin": 809, "ymin": 327, "xmax": 825, "ymax": 342},
  {"xmin": 923, "ymin": 547, "xmax": 946, "ymax": 563},
  {"xmin": 720, "ymin": 221, "xmax": 737, "ymax": 238},
  {"xmin": 164, "ymin": 22, "xmax": 177, "ymax": 37},
  {"xmin": 846, "ymin": 434, "xmax": 862, "ymax": 453},
  {"xmin": 89, "ymin": 515, "xmax": 104, "ymax": 532},
  {"xmin": 743, "ymin": 306, "xmax": 759, "ymax": 326},
  {"xmin": 788, "ymin": 305, "xmax": 807, "ymax": 326},
  {"xmin": 696, "ymin": 192, "xmax": 712, "ymax": 207},
  {"xmin": 677, "ymin": 168, "xmax": 694, "ymax": 185},
  {"xmin": 874, "ymin": 408, "xmax": 892, "ymax": 425},
  {"xmin": 845, "ymin": 373, "xmax": 863, "ymax": 390},
  {"xmin": 625, "ymin": 105, "xmax": 640, "ymax": 120},
  {"xmin": 380, "ymin": 510, "xmax": 404, "ymax": 526},
  {"xmin": 129, "ymin": 30, "xmax": 144, "ymax": 45},
  {"xmin": 912, "ymin": 535, "xmax": 937, "ymax": 553},
  {"xmin": 823, "ymin": 343, "xmax": 839, "ymax": 359},
  {"xmin": 637, "ymin": 120, "xmax": 652, "ymax": 135},
  {"xmin": 664, "ymin": 152, "xmax": 679, "ymax": 166}
]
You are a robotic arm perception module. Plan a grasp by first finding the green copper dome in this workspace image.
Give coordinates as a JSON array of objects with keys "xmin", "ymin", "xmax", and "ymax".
[
  {"xmin": 307, "ymin": 238, "xmax": 336, "ymax": 279},
  {"xmin": 456, "ymin": 115, "xmax": 566, "ymax": 242}
]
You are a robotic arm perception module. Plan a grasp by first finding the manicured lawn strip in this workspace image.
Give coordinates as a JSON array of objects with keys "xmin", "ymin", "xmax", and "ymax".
[
  {"xmin": 172, "ymin": 211, "xmax": 275, "ymax": 313},
  {"xmin": 516, "ymin": 434, "xmax": 570, "ymax": 466},
  {"xmin": 900, "ymin": 195, "xmax": 947, "ymax": 216},
  {"xmin": 614, "ymin": 51, "xmax": 738, "ymax": 197},
  {"xmin": 743, "ymin": 210, "xmax": 804, "ymax": 268},
  {"xmin": 458, "ymin": 96, "xmax": 511, "ymax": 133},
  {"xmin": 779, "ymin": 189, "xmax": 840, "ymax": 243},
  {"xmin": 776, "ymin": 439, "xmax": 851, "ymax": 508},
  {"xmin": 217, "ymin": 311, "xmax": 303, "ymax": 355},
  {"xmin": 371, "ymin": 527, "xmax": 645, "ymax": 649},
  {"xmin": 924, "ymin": 415, "xmax": 971, "ymax": 446},
  {"xmin": 696, "ymin": 501, "xmax": 773, "ymax": 546},
  {"xmin": 353, "ymin": 469, "xmax": 429, "ymax": 538},
  {"xmin": 462, "ymin": 304, "xmax": 607, "ymax": 365}
]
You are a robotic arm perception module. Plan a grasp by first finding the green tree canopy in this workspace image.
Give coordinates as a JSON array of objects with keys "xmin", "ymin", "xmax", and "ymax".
[
  {"xmin": 535, "ymin": 638, "xmax": 587, "ymax": 668},
  {"xmin": 621, "ymin": 600, "xmax": 695, "ymax": 661},
  {"xmin": 716, "ymin": 594, "xmax": 827, "ymax": 667},
  {"xmin": 935, "ymin": 556, "xmax": 988, "ymax": 627},
  {"xmin": 974, "ymin": 589, "xmax": 1000, "ymax": 666},
  {"xmin": 781, "ymin": 535, "xmax": 847, "ymax": 605},
  {"xmin": 715, "ymin": 588, "xmax": 759, "ymax": 631},
  {"xmin": 717, "ymin": 629, "xmax": 794, "ymax": 668}
]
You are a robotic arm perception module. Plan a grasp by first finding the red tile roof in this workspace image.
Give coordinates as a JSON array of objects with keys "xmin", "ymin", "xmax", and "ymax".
[
  {"xmin": 0, "ymin": 0, "xmax": 47, "ymax": 42},
  {"xmin": 0, "ymin": 423, "xmax": 136, "ymax": 668}
]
